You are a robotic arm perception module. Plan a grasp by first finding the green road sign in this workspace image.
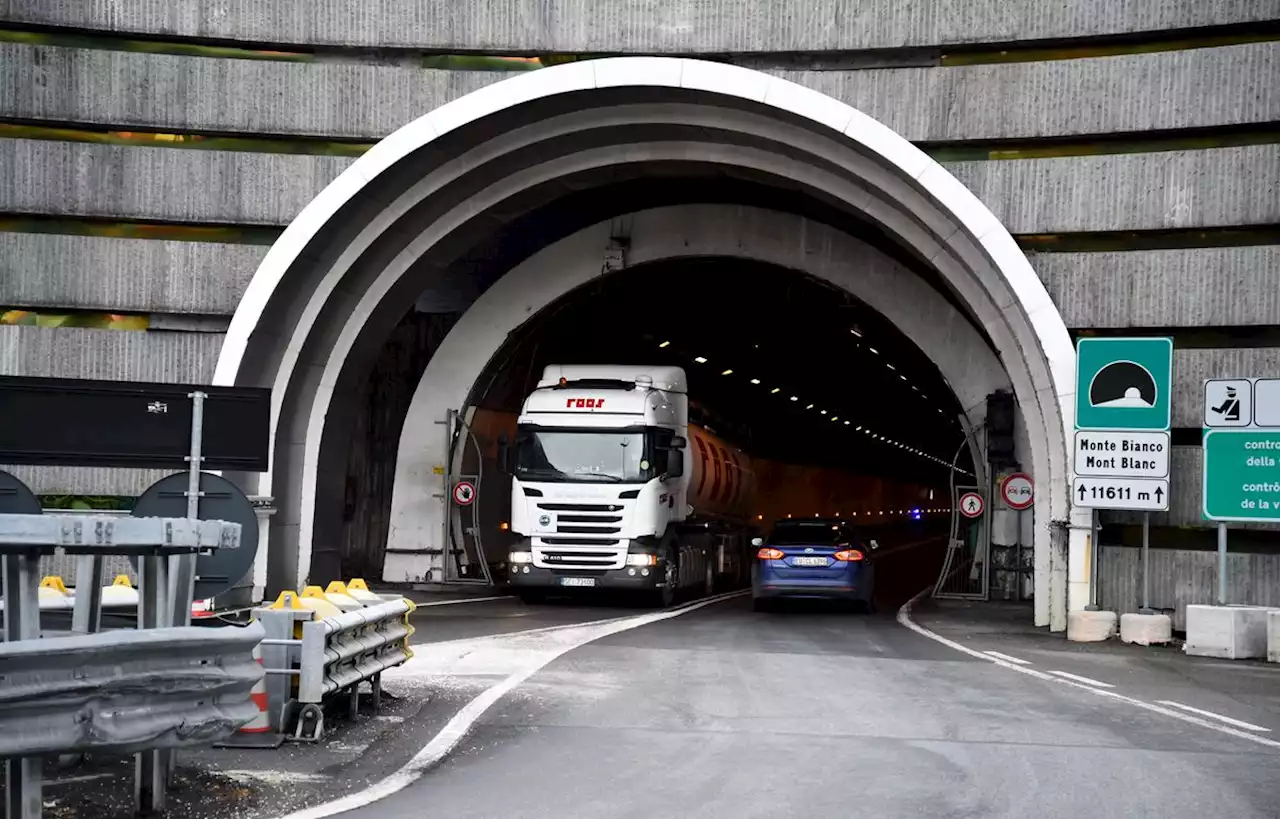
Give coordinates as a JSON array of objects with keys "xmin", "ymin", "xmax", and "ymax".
[
  {"xmin": 1075, "ymin": 337, "xmax": 1173, "ymax": 431},
  {"xmin": 1203, "ymin": 429, "xmax": 1280, "ymax": 522}
]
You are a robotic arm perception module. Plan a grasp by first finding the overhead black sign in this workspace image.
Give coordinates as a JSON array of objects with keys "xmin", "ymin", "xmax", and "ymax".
[{"xmin": 0, "ymin": 376, "xmax": 270, "ymax": 471}]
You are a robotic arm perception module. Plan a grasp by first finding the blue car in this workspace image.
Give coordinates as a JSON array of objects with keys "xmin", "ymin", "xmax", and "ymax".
[{"xmin": 751, "ymin": 518, "xmax": 878, "ymax": 612}]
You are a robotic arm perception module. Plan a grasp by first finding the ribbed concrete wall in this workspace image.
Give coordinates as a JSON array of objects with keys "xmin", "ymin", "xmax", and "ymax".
[
  {"xmin": 7, "ymin": 0, "xmax": 1277, "ymax": 51},
  {"xmin": 5, "ymin": 139, "xmax": 1276, "ymax": 233},
  {"xmin": 0, "ymin": 233, "xmax": 264, "ymax": 314},
  {"xmin": 0, "ymin": 5, "xmax": 1276, "ymax": 541},
  {"xmin": 4, "ymin": 42, "xmax": 1277, "ymax": 142},
  {"xmin": 1035, "ymin": 246, "xmax": 1280, "ymax": 329},
  {"xmin": 7, "ymin": 233, "xmax": 1276, "ymax": 328}
]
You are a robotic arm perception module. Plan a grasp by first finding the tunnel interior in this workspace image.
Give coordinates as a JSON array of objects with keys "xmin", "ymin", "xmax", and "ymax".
[{"xmin": 336, "ymin": 249, "xmax": 976, "ymax": 590}]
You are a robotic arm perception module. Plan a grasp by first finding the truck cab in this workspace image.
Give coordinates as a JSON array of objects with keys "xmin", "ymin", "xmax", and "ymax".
[{"xmin": 500, "ymin": 365, "xmax": 693, "ymax": 605}]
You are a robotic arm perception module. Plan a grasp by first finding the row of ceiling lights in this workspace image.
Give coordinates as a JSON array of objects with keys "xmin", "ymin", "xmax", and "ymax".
[
  {"xmin": 767, "ymin": 508, "xmax": 955, "ymax": 519},
  {"xmin": 657, "ymin": 339, "xmax": 973, "ymax": 476}
]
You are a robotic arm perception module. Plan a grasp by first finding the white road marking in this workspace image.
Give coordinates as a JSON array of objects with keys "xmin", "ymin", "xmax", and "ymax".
[
  {"xmin": 411, "ymin": 594, "xmax": 513, "ymax": 607},
  {"xmin": 1048, "ymin": 670, "xmax": 1115, "ymax": 688},
  {"xmin": 223, "ymin": 771, "xmax": 331, "ymax": 785},
  {"xmin": 982, "ymin": 650, "xmax": 1032, "ymax": 665},
  {"xmin": 897, "ymin": 588, "xmax": 1280, "ymax": 751},
  {"xmin": 269, "ymin": 589, "xmax": 748, "ymax": 819},
  {"xmin": 1156, "ymin": 700, "xmax": 1272, "ymax": 732}
]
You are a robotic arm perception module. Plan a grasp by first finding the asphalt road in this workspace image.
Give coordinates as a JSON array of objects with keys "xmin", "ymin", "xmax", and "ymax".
[{"xmin": 337, "ymin": 587, "xmax": 1280, "ymax": 819}]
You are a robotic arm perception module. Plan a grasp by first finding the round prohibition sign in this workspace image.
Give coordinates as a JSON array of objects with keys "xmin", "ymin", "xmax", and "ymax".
[
  {"xmin": 452, "ymin": 480, "xmax": 477, "ymax": 506},
  {"xmin": 959, "ymin": 492, "xmax": 985, "ymax": 518},
  {"xmin": 1000, "ymin": 473, "xmax": 1035, "ymax": 511}
]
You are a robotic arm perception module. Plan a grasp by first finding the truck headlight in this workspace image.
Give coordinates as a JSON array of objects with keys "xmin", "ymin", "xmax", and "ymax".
[
  {"xmin": 625, "ymin": 553, "xmax": 658, "ymax": 567},
  {"xmin": 509, "ymin": 551, "xmax": 534, "ymax": 564}
]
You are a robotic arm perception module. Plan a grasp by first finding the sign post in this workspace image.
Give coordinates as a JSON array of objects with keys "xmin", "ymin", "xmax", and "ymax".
[
  {"xmin": 1074, "ymin": 337, "xmax": 1173, "ymax": 611},
  {"xmin": 1201, "ymin": 378, "xmax": 1280, "ymax": 605}
]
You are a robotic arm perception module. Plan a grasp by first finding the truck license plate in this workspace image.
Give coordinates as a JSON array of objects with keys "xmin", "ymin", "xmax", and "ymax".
[
  {"xmin": 792, "ymin": 557, "xmax": 828, "ymax": 567},
  {"xmin": 560, "ymin": 577, "xmax": 596, "ymax": 587}
]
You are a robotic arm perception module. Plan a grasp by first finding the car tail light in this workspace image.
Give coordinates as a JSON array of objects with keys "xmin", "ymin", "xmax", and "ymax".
[
  {"xmin": 757, "ymin": 547, "xmax": 785, "ymax": 560},
  {"xmin": 833, "ymin": 549, "xmax": 865, "ymax": 562}
]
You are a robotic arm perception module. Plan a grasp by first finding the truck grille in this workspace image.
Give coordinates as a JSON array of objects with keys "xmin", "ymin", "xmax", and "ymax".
[{"xmin": 532, "ymin": 502, "xmax": 628, "ymax": 569}]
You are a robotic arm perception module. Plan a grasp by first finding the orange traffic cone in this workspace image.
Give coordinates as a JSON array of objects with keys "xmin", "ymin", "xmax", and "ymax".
[{"xmin": 215, "ymin": 643, "xmax": 283, "ymax": 748}]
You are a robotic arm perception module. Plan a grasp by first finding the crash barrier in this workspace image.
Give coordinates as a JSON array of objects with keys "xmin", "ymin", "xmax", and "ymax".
[
  {"xmin": 0, "ymin": 513, "xmax": 249, "ymax": 819},
  {"xmin": 232, "ymin": 580, "xmax": 416, "ymax": 745}
]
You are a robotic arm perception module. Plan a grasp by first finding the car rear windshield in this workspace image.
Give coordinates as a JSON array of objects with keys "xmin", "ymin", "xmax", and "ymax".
[{"xmin": 768, "ymin": 522, "xmax": 855, "ymax": 545}]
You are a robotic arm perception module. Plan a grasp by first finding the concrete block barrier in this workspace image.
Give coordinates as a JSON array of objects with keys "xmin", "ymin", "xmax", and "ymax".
[
  {"xmin": 1185, "ymin": 604, "xmax": 1270, "ymax": 659},
  {"xmin": 1120, "ymin": 612, "xmax": 1172, "ymax": 646}
]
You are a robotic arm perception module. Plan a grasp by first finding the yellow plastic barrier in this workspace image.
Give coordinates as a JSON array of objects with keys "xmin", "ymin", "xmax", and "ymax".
[
  {"xmin": 321, "ymin": 581, "xmax": 365, "ymax": 612},
  {"xmin": 297, "ymin": 586, "xmax": 343, "ymax": 619},
  {"xmin": 343, "ymin": 578, "xmax": 385, "ymax": 605}
]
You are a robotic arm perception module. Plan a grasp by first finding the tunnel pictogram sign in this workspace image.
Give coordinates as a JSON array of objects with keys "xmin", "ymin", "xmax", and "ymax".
[
  {"xmin": 959, "ymin": 492, "xmax": 984, "ymax": 518},
  {"xmin": 1075, "ymin": 337, "xmax": 1172, "ymax": 432},
  {"xmin": 452, "ymin": 480, "xmax": 476, "ymax": 506}
]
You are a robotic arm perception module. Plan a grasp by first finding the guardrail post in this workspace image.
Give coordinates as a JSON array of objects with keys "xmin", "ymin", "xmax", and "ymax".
[
  {"xmin": 70, "ymin": 554, "xmax": 105, "ymax": 635},
  {"xmin": 3, "ymin": 549, "xmax": 43, "ymax": 819}
]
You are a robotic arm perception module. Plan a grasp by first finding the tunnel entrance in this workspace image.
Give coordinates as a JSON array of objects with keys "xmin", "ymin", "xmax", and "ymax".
[
  {"xmin": 213, "ymin": 58, "xmax": 1080, "ymax": 630},
  {"xmin": 338, "ymin": 258, "xmax": 972, "ymax": 595}
]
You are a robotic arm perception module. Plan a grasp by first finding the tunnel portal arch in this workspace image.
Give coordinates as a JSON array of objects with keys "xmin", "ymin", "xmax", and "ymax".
[{"xmin": 213, "ymin": 57, "xmax": 1082, "ymax": 630}]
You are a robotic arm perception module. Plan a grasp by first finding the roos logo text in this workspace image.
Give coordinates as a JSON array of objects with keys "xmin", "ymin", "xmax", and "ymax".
[{"xmin": 567, "ymin": 398, "xmax": 605, "ymax": 408}]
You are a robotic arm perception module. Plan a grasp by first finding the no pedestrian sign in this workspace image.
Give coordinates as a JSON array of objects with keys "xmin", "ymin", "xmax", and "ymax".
[{"xmin": 959, "ymin": 492, "xmax": 984, "ymax": 518}]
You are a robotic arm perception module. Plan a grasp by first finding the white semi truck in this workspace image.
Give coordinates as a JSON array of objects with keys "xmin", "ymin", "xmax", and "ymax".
[{"xmin": 498, "ymin": 364, "xmax": 758, "ymax": 606}]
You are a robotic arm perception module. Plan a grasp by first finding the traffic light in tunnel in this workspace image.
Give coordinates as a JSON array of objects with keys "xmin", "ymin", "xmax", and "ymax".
[{"xmin": 986, "ymin": 390, "xmax": 1017, "ymax": 469}]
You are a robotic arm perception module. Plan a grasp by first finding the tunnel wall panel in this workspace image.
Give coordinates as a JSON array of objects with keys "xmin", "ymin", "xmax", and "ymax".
[
  {"xmin": 4, "ymin": 42, "xmax": 1277, "ymax": 142},
  {"xmin": 7, "ymin": 0, "xmax": 1276, "ymax": 51},
  {"xmin": 1034, "ymin": 246, "xmax": 1280, "ymax": 329},
  {"xmin": 0, "ymin": 233, "xmax": 265, "ymax": 315},
  {"xmin": 0, "ymin": 325, "xmax": 223, "ymax": 496},
  {"xmin": 4, "ymin": 139, "xmax": 1274, "ymax": 233}
]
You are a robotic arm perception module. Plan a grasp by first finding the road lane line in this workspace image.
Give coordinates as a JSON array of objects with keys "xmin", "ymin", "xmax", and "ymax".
[
  {"xmin": 983, "ymin": 650, "xmax": 1032, "ymax": 665},
  {"xmin": 897, "ymin": 587, "xmax": 1280, "ymax": 751},
  {"xmin": 1048, "ymin": 670, "xmax": 1114, "ymax": 688},
  {"xmin": 1156, "ymin": 700, "xmax": 1272, "ymax": 732},
  {"xmin": 270, "ymin": 589, "xmax": 748, "ymax": 819}
]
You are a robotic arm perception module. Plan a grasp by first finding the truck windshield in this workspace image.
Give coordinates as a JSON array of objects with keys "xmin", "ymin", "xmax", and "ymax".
[{"xmin": 513, "ymin": 427, "xmax": 660, "ymax": 483}]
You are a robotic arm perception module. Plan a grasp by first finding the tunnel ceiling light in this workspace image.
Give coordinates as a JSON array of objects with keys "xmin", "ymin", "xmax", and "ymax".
[
  {"xmin": 771, "ymin": 387, "xmax": 781, "ymax": 394},
  {"xmin": 850, "ymin": 328, "xmax": 862, "ymax": 337},
  {"xmin": 694, "ymin": 356, "xmax": 707, "ymax": 363},
  {"xmin": 805, "ymin": 403, "xmax": 814, "ymax": 409},
  {"xmin": 886, "ymin": 363, "xmax": 895, "ymax": 371},
  {"xmin": 844, "ymin": 420, "xmax": 850, "ymax": 425},
  {"xmin": 721, "ymin": 369, "xmax": 733, "ymax": 376},
  {"xmin": 658, "ymin": 340, "xmax": 671, "ymax": 348},
  {"xmin": 900, "ymin": 374, "xmax": 908, "ymax": 382},
  {"xmin": 831, "ymin": 416, "xmax": 839, "ymax": 422},
  {"xmin": 868, "ymin": 347, "xmax": 879, "ymax": 354},
  {"xmin": 750, "ymin": 378, "xmax": 761, "ymax": 385},
  {"xmin": 818, "ymin": 408, "xmax": 826, "ymax": 414},
  {"xmin": 790, "ymin": 396, "xmax": 799, "ymax": 401}
]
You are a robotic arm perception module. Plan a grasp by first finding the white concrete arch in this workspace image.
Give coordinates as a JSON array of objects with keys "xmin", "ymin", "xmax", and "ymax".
[
  {"xmin": 212, "ymin": 57, "xmax": 1083, "ymax": 629},
  {"xmin": 387, "ymin": 203, "xmax": 1012, "ymax": 583}
]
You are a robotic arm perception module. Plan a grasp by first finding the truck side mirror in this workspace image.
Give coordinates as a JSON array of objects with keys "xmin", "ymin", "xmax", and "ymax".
[
  {"xmin": 669, "ymin": 435, "xmax": 687, "ymax": 449},
  {"xmin": 497, "ymin": 433, "xmax": 510, "ymax": 473},
  {"xmin": 868, "ymin": 539, "xmax": 880, "ymax": 551},
  {"xmin": 665, "ymin": 451, "xmax": 684, "ymax": 479},
  {"xmin": 751, "ymin": 537, "xmax": 764, "ymax": 547}
]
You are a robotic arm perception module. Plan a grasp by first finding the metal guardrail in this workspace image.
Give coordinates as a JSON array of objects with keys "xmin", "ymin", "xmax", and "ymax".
[
  {"xmin": 252, "ymin": 583, "xmax": 415, "ymax": 743},
  {"xmin": 0, "ymin": 513, "xmax": 253, "ymax": 819},
  {"xmin": 0, "ymin": 623, "xmax": 265, "ymax": 758}
]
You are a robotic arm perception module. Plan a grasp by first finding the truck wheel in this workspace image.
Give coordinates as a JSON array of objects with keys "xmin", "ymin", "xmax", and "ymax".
[
  {"xmin": 518, "ymin": 590, "xmax": 547, "ymax": 605},
  {"xmin": 653, "ymin": 560, "xmax": 677, "ymax": 608}
]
